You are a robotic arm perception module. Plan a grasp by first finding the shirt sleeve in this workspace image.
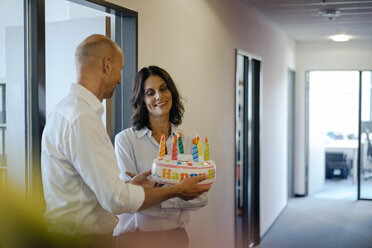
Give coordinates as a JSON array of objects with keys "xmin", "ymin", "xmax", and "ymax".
[
  {"xmin": 114, "ymin": 131, "xmax": 139, "ymax": 181},
  {"xmin": 114, "ymin": 131, "xmax": 175, "ymax": 218},
  {"xmin": 160, "ymin": 192, "xmax": 208, "ymax": 210},
  {"xmin": 67, "ymin": 113, "xmax": 144, "ymax": 215}
]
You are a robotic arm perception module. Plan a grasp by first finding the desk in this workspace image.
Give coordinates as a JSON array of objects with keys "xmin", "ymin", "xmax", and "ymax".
[{"xmin": 325, "ymin": 140, "xmax": 358, "ymax": 184}]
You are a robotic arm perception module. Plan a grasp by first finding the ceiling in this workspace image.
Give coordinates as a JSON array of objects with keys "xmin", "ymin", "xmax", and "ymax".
[{"xmin": 242, "ymin": 0, "xmax": 372, "ymax": 42}]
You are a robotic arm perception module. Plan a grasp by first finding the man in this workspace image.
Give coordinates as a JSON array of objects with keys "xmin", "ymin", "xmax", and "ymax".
[{"xmin": 41, "ymin": 34, "xmax": 209, "ymax": 247}]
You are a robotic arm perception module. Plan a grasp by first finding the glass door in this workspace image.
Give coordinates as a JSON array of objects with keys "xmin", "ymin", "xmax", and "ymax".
[
  {"xmin": 45, "ymin": 0, "xmax": 114, "ymax": 132},
  {"xmin": 307, "ymin": 71, "xmax": 359, "ymax": 198},
  {"xmin": 235, "ymin": 53, "xmax": 247, "ymax": 248},
  {"xmin": 235, "ymin": 50, "xmax": 261, "ymax": 248},
  {"xmin": 359, "ymin": 71, "xmax": 372, "ymax": 200},
  {"xmin": 1, "ymin": 0, "xmax": 26, "ymax": 192}
]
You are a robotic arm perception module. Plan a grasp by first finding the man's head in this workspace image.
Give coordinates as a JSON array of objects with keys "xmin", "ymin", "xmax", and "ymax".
[{"xmin": 75, "ymin": 34, "xmax": 124, "ymax": 101}]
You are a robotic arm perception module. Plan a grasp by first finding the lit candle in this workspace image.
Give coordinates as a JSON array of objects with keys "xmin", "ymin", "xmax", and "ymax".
[
  {"xmin": 159, "ymin": 134, "xmax": 166, "ymax": 158},
  {"xmin": 172, "ymin": 135, "xmax": 178, "ymax": 160}
]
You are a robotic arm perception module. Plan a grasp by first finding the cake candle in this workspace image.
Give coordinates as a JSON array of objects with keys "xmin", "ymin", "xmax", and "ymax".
[
  {"xmin": 196, "ymin": 135, "xmax": 203, "ymax": 157},
  {"xmin": 204, "ymin": 137, "xmax": 209, "ymax": 161},
  {"xmin": 172, "ymin": 135, "xmax": 178, "ymax": 160},
  {"xmin": 192, "ymin": 144, "xmax": 199, "ymax": 162},
  {"xmin": 177, "ymin": 132, "xmax": 184, "ymax": 155},
  {"xmin": 159, "ymin": 134, "xmax": 166, "ymax": 158}
]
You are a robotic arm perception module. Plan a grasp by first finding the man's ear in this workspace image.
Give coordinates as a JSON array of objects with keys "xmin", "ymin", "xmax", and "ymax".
[{"xmin": 103, "ymin": 56, "xmax": 112, "ymax": 74}]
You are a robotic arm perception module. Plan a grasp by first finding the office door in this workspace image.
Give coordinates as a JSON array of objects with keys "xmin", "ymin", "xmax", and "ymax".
[
  {"xmin": 235, "ymin": 50, "xmax": 260, "ymax": 248},
  {"xmin": 359, "ymin": 71, "xmax": 372, "ymax": 200},
  {"xmin": 307, "ymin": 71, "xmax": 359, "ymax": 197},
  {"xmin": 45, "ymin": 1, "xmax": 114, "ymax": 132}
]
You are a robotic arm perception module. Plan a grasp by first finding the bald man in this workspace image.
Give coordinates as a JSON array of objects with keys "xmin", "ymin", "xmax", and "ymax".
[{"xmin": 41, "ymin": 34, "xmax": 209, "ymax": 248}]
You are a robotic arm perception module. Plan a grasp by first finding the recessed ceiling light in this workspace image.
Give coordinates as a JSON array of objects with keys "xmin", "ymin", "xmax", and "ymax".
[{"xmin": 330, "ymin": 34, "xmax": 351, "ymax": 42}]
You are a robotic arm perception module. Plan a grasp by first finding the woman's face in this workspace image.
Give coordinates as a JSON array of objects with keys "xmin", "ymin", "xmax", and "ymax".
[{"xmin": 143, "ymin": 75, "xmax": 172, "ymax": 119}]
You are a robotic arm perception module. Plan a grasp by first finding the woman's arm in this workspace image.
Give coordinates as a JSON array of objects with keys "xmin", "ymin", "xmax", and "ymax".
[
  {"xmin": 130, "ymin": 170, "xmax": 208, "ymax": 210},
  {"xmin": 114, "ymin": 131, "xmax": 139, "ymax": 180},
  {"xmin": 138, "ymin": 174, "xmax": 210, "ymax": 211},
  {"xmin": 115, "ymin": 130, "xmax": 177, "ymax": 217}
]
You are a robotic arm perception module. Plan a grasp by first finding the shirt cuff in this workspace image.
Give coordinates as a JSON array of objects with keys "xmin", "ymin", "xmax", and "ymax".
[
  {"xmin": 126, "ymin": 184, "xmax": 145, "ymax": 213},
  {"xmin": 161, "ymin": 198, "xmax": 181, "ymax": 209}
]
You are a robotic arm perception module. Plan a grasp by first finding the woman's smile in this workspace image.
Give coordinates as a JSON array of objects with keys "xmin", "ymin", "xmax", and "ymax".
[{"xmin": 155, "ymin": 101, "xmax": 168, "ymax": 107}]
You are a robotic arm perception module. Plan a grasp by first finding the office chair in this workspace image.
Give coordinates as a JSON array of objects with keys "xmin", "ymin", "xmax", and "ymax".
[{"xmin": 325, "ymin": 152, "xmax": 351, "ymax": 179}]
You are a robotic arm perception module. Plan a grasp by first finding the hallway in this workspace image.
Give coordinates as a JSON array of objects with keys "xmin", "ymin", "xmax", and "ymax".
[{"xmin": 257, "ymin": 197, "xmax": 372, "ymax": 248}]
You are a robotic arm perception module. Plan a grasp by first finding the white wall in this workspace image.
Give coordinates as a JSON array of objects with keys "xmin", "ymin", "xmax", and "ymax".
[
  {"xmin": 107, "ymin": 0, "xmax": 295, "ymax": 247},
  {"xmin": 308, "ymin": 79, "xmax": 326, "ymax": 195},
  {"xmin": 295, "ymin": 41, "xmax": 372, "ymax": 195}
]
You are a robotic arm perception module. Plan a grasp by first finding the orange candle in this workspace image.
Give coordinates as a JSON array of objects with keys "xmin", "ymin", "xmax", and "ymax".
[
  {"xmin": 172, "ymin": 135, "xmax": 178, "ymax": 160},
  {"xmin": 159, "ymin": 134, "xmax": 166, "ymax": 158}
]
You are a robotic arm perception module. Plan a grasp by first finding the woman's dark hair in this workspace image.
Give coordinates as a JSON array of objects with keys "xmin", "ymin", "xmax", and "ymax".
[{"xmin": 130, "ymin": 66, "xmax": 184, "ymax": 130}]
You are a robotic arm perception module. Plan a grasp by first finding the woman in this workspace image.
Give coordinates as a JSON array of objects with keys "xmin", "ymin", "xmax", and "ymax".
[{"xmin": 114, "ymin": 66, "xmax": 207, "ymax": 248}]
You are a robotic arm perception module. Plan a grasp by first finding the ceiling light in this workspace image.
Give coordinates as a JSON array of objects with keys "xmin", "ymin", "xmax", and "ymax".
[
  {"xmin": 318, "ymin": 9, "xmax": 341, "ymax": 20},
  {"xmin": 330, "ymin": 34, "xmax": 351, "ymax": 42}
]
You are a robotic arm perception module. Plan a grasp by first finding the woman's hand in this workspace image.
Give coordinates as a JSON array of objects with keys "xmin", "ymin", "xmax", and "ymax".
[
  {"xmin": 127, "ymin": 170, "xmax": 156, "ymax": 188},
  {"xmin": 174, "ymin": 175, "xmax": 210, "ymax": 201}
]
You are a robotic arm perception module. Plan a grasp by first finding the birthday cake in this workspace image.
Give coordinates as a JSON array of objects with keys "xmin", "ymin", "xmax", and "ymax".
[{"xmin": 151, "ymin": 133, "xmax": 216, "ymax": 185}]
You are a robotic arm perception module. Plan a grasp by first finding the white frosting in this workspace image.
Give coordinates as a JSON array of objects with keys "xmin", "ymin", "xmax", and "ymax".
[{"xmin": 151, "ymin": 155, "xmax": 216, "ymax": 185}]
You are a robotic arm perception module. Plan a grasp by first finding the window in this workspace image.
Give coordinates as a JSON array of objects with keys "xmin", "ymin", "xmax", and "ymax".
[
  {"xmin": 0, "ymin": 0, "xmax": 25, "ymax": 191},
  {"xmin": 45, "ymin": 0, "xmax": 115, "ymax": 128},
  {"xmin": 1, "ymin": 0, "xmax": 137, "ymax": 197}
]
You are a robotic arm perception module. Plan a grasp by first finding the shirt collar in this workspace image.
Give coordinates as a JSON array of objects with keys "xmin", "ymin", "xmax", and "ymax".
[
  {"xmin": 135, "ymin": 124, "xmax": 179, "ymax": 139},
  {"xmin": 135, "ymin": 127, "xmax": 150, "ymax": 139},
  {"xmin": 68, "ymin": 83, "xmax": 104, "ymax": 117}
]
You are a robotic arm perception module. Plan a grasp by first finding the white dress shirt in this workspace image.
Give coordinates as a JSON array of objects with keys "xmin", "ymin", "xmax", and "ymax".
[
  {"xmin": 113, "ymin": 126, "xmax": 208, "ymax": 236},
  {"xmin": 41, "ymin": 84, "xmax": 145, "ymax": 235}
]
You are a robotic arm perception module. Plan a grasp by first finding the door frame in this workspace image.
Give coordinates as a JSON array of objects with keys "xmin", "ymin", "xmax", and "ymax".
[
  {"xmin": 288, "ymin": 69, "xmax": 296, "ymax": 198},
  {"xmin": 305, "ymin": 70, "xmax": 372, "ymax": 201},
  {"xmin": 234, "ymin": 49, "xmax": 261, "ymax": 248},
  {"xmin": 357, "ymin": 70, "xmax": 372, "ymax": 201}
]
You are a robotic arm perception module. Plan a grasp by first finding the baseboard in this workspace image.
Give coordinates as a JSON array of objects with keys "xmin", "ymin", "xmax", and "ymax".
[{"xmin": 294, "ymin": 194, "xmax": 306, "ymax": 198}]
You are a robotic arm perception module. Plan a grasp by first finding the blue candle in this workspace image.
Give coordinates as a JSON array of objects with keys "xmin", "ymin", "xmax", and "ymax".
[{"xmin": 192, "ymin": 144, "xmax": 199, "ymax": 162}]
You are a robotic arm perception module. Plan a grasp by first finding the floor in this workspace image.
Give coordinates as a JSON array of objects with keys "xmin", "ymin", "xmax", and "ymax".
[
  {"xmin": 312, "ymin": 178, "xmax": 356, "ymax": 200},
  {"xmin": 312, "ymin": 176, "xmax": 372, "ymax": 200},
  {"xmin": 257, "ymin": 175, "xmax": 372, "ymax": 248},
  {"xmin": 256, "ymin": 197, "xmax": 372, "ymax": 248}
]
